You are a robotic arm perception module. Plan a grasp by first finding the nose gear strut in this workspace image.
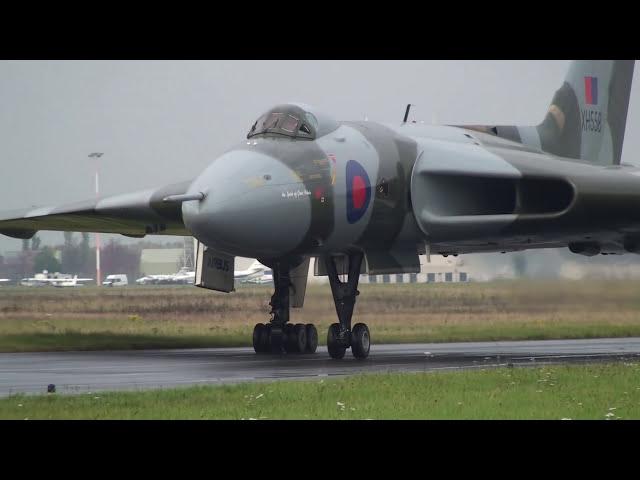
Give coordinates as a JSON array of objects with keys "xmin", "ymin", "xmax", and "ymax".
[{"xmin": 324, "ymin": 252, "xmax": 370, "ymax": 359}]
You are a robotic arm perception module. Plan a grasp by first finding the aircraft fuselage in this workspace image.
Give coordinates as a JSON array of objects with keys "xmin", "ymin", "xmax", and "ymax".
[
  {"xmin": 182, "ymin": 117, "xmax": 640, "ymax": 262},
  {"xmin": 183, "ymin": 119, "xmax": 425, "ymax": 260}
]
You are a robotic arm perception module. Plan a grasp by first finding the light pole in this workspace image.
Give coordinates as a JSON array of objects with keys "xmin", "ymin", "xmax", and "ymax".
[{"xmin": 88, "ymin": 153, "xmax": 103, "ymax": 286}]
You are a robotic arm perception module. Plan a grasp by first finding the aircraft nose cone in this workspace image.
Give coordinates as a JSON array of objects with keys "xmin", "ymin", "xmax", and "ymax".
[{"xmin": 183, "ymin": 149, "xmax": 312, "ymax": 258}]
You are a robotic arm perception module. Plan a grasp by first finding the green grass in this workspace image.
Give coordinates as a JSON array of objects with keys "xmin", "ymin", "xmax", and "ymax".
[
  {"xmin": 0, "ymin": 332, "xmax": 249, "ymax": 352},
  {"xmin": 2, "ymin": 280, "xmax": 640, "ymax": 352},
  {"xmin": 4, "ymin": 322, "xmax": 640, "ymax": 353},
  {"xmin": 3, "ymin": 363, "xmax": 640, "ymax": 419}
]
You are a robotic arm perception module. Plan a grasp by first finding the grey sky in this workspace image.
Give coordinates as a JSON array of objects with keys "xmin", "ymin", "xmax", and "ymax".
[{"xmin": 1, "ymin": 60, "xmax": 639, "ymax": 253}]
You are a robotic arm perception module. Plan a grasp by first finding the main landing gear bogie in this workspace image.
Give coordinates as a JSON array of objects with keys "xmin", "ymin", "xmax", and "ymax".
[
  {"xmin": 252, "ymin": 259, "xmax": 320, "ymax": 355},
  {"xmin": 253, "ymin": 322, "xmax": 318, "ymax": 354}
]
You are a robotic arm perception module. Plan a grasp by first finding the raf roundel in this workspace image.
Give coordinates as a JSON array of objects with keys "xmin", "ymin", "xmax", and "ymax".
[{"xmin": 346, "ymin": 160, "xmax": 372, "ymax": 224}]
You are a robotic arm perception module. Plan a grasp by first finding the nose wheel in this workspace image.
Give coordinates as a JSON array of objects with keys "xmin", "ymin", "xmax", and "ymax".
[
  {"xmin": 351, "ymin": 323, "xmax": 370, "ymax": 359},
  {"xmin": 327, "ymin": 323, "xmax": 347, "ymax": 359},
  {"xmin": 326, "ymin": 322, "xmax": 371, "ymax": 359}
]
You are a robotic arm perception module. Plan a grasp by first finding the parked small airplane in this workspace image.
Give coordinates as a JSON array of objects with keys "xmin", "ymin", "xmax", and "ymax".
[
  {"xmin": 234, "ymin": 260, "xmax": 269, "ymax": 283},
  {"xmin": 20, "ymin": 272, "xmax": 93, "ymax": 287},
  {"xmin": 135, "ymin": 267, "xmax": 195, "ymax": 285},
  {"xmin": 0, "ymin": 279, "xmax": 10, "ymax": 284},
  {"xmin": 53, "ymin": 275, "xmax": 93, "ymax": 288},
  {"xmin": 173, "ymin": 268, "xmax": 195, "ymax": 284},
  {"xmin": 103, "ymin": 274, "xmax": 129, "ymax": 287},
  {"xmin": 138, "ymin": 263, "xmax": 266, "ymax": 285},
  {"xmin": 135, "ymin": 273, "xmax": 172, "ymax": 285},
  {"xmin": 244, "ymin": 268, "xmax": 273, "ymax": 284}
]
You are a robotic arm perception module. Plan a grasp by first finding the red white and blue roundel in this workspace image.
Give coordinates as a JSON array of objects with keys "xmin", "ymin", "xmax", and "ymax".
[{"xmin": 346, "ymin": 160, "xmax": 371, "ymax": 224}]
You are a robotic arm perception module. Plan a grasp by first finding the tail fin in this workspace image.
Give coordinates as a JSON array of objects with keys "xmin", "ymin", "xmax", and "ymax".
[{"xmin": 537, "ymin": 60, "xmax": 635, "ymax": 165}]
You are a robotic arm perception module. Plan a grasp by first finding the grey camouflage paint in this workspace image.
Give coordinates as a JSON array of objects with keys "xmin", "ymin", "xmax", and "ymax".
[
  {"xmin": 463, "ymin": 60, "xmax": 635, "ymax": 166},
  {"xmin": 0, "ymin": 181, "xmax": 191, "ymax": 239},
  {"xmin": 1, "ymin": 60, "xmax": 638, "ymax": 272}
]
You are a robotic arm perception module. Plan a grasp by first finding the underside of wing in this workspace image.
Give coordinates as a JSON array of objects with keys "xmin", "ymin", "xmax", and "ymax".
[{"xmin": 0, "ymin": 180, "xmax": 193, "ymax": 239}]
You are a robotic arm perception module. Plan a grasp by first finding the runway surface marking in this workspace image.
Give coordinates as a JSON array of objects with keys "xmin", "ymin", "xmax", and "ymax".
[{"xmin": 2, "ymin": 337, "xmax": 640, "ymax": 396}]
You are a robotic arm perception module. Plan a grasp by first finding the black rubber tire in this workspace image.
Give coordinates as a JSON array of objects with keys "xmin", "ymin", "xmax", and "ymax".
[
  {"xmin": 263, "ymin": 323, "xmax": 272, "ymax": 350},
  {"xmin": 283, "ymin": 324, "xmax": 295, "ymax": 353},
  {"xmin": 327, "ymin": 323, "xmax": 346, "ymax": 360},
  {"xmin": 294, "ymin": 324, "xmax": 307, "ymax": 353},
  {"xmin": 305, "ymin": 324, "xmax": 318, "ymax": 353},
  {"xmin": 262, "ymin": 323, "xmax": 272, "ymax": 353},
  {"xmin": 253, "ymin": 323, "xmax": 266, "ymax": 353},
  {"xmin": 351, "ymin": 323, "xmax": 370, "ymax": 359},
  {"xmin": 269, "ymin": 325, "xmax": 284, "ymax": 353}
]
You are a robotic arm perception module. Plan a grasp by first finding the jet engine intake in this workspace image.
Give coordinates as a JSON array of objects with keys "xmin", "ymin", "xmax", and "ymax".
[{"xmin": 410, "ymin": 141, "xmax": 576, "ymax": 243}]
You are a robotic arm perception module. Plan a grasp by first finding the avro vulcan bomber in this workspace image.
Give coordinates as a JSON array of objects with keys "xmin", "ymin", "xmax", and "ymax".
[{"xmin": 1, "ymin": 60, "xmax": 636, "ymax": 359}]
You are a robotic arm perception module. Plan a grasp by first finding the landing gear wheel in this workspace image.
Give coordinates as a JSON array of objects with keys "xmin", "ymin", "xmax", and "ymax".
[
  {"xmin": 264, "ymin": 323, "xmax": 272, "ymax": 344},
  {"xmin": 305, "ymin": 324, "xmax": 318, "ymax": 353},
  {"xmin": 293, "ymin": 324, "xmax": 307, "ymax": 353},
  {"xmin": 283, "ymin": 324, "xmax": 296, "ymax": 353},
  {"xmin": 351, "ymin": 323, "xmax": 370, "ymax": 359},
  {"xmin": 253, "ymin": 323, "xmax": 267, "ymax": 353},
  {"xmin": 327, "ymin": 323, "xmax": 347, "ymax": 360},
  {"xmin": 269, "ymin": 325, "xmax": 284, "ymax": 353}
]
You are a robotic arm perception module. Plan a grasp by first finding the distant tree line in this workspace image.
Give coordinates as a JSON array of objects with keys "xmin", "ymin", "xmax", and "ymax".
[
  {"xmin": 101, "ymin": 239, "xmax": 141, "ymax": 283},
  {"xmin": 61, "ymin": 232, "xmax": 92, "ymax": 276}
]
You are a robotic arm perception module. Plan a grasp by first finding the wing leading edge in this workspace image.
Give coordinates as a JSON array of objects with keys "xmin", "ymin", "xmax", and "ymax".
[{"xmin": 0, "ymin": 180, "xmax": 194, "ymax": 239}]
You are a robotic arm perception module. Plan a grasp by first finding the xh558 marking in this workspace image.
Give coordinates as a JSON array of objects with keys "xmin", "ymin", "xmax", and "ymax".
[{"xmin": 1, "ymin": 60, "xmax": 637, "ymax": 359}]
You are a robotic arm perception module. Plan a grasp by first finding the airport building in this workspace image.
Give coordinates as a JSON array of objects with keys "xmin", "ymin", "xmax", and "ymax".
[
  {"xmin": 359, "ymin": 256, "xmax": 470, "ymax": 284},
  {"xmin": 307, "ymin": 255, "xmax": 473, "ymax": 284},
  {"xmin": 355, "ymin": 255, "xmax": 470, "ymax": 284},
  {"xmin": 223, "ymin": 255, "xmax": 474, "ymax": 285},
  {"xmin": 139, "ymin": 248, "xmax": 185, "ymax": 276}
]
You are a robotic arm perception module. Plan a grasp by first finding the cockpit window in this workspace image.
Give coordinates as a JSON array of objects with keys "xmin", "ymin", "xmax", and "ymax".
[
  {"xmin": 248, "ymin": 108, "xmax": 306, "ymax": 139},
  {"xmin": 280, "ymin": 115, "xmax": 299, "ymax": 133},
  {"xmin": 249, "ymin": 114, "xmax": 267, "ymax": 135},
  {"xmin": 299, "ymin": 124, "xmax": 311, "ymax": 134},
  {"xmin": 305, "ymin": 112, "xmax": 319, "ymax": 131},
  {"xmin": 264, "ymin": 113, "xmax": 282, "ymax": 130},
  {"xmin": 247, "ymin": 103, "xmax": 339, "ymax": 140}
]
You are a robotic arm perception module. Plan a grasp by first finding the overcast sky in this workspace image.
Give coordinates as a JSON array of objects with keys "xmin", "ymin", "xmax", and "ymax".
[{"xmin": 1, "ymin": 60, "xmax": 639, "ymax": 253}]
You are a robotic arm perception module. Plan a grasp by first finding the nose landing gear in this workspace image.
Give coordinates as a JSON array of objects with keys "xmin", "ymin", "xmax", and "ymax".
[{"xmin": 325, "ymin": 252, "xmax": 370, "ymax": 360}]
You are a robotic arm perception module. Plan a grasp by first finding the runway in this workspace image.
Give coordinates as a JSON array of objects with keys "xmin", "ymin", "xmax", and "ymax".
[{"xmin": 2, "ymin": 337, "xmax": 640, "ymax": 396}]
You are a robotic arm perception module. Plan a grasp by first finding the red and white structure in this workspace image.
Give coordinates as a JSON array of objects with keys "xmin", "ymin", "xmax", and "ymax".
[{"xmin": 88, "ymin": 152, "xmax": 103, "ymax": 286}]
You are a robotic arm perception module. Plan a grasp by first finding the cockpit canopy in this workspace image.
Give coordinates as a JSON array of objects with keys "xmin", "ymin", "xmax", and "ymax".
[{"xmin": 247, "ymin": 103, "xmax": 339, "ymax": 140}]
